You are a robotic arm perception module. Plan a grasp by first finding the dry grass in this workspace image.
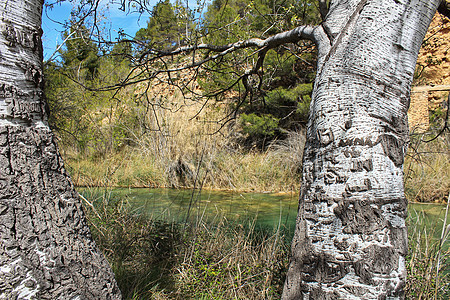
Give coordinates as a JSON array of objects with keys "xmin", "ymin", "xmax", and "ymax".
[
  {"xmin": 405, "ymin": 132, "xmax": 449, "ymax": 203},
  {"xmin": 57, "ymin": 69, "xmax": 306, "ymax": 193},
  {"xmin": 66, "ymin": 143, "xmax": 304, "ymax": 192},
  {"xmin": 65, "ymin": 150, "xmax": 165, "ymax": 187},
  {"xmin": 63, "ymin": 94, "xmax": 305, "ymax": 192}
]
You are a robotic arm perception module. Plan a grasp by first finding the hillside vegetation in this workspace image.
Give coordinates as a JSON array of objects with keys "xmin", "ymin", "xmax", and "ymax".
[{"xmin": 45, "ymin": 2, "xmax": 448, "ymax": 202}]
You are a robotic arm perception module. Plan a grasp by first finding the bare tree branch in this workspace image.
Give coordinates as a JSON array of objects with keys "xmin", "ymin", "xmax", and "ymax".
[
  {"xmin": 318, "ymin": 0, "xmax": 329, "ymax": 21},
  {"xmin": 44, "ymin": 29, "xmax": 78, "ymax": 65},
  {"xmin": 141, "ymin": 25, "xmax": 318, "ymax": 62},
  {"xmin": 68, "ymin": 25, "xmax": 319, "ymax": 93}
]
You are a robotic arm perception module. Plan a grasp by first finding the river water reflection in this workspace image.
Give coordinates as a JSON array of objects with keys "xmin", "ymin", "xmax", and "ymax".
[{"xmin": 99, "ymin": 188, "xmax": 299, "ymax": 232}]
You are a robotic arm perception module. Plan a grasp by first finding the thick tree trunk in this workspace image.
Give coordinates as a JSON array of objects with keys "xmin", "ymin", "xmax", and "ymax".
[
  {"xmin": 0, "ymin": 0, "xmax": 121, "ymax": 298},
  {"xmin": 282, "ymin": 0, "xmax": 440, "ymax": 299}
]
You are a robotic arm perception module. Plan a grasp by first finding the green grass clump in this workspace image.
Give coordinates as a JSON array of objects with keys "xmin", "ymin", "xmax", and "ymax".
[
  {"xmin": 406, "ymin": 199, "xmax": 450, "ymax": 299},
  {"xmin": 176, "ymin": 221, "xmax": 288, "ymax": 299},
  {"xmin": 81, "ymin": 191, "xmax": 182, "ymax": 299}
]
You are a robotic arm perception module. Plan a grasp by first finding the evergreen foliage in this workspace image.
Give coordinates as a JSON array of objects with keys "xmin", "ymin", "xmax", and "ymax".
[
  {"xmin": 198, "ymin": 0, "xmax": 319, "ymax": 148},
  {"xmin": 60, "ymin": 25, "xmax": 100, "ymax": 80},
  {"xmin": 134, "ymin": 0, "xmax": 191, "ymax": 52},
  {"xmin": 110, "ymin": 31, "xmax": 133, "ymax": 62},
  {"xmin": 45, "ymin": 25, "xmax": 135, "ymax": 156}
]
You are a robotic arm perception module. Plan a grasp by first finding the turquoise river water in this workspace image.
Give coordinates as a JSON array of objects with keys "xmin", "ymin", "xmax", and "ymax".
[{"xmin": 80, "ymin": 187, "xmax": 449, "ymax": 245}]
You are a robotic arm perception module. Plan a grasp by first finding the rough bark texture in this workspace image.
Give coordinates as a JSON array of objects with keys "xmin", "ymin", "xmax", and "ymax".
[
  {"xmin": 0, "ymin": 0, "xmax": 121, "ymax": 299},
  {"xmin": 282, "ymin": 0, "xmax": 440, "ymax": 299}
]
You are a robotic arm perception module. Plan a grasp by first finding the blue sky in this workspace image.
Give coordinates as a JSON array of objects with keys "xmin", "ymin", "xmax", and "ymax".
[{"xmin": 42, "ymin": 0, "xmax": 155, "ymax": 61}]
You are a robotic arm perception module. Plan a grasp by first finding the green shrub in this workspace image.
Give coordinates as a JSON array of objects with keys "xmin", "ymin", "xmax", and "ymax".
[{"xmin": 240, "ymin": 113, "xmax": 280, "ymax": 138}]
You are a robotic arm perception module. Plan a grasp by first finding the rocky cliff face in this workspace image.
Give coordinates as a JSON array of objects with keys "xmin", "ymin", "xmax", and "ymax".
[
  {"xmin": 409, "ymin": 13, "xmax": 450, "ymax": 130},
  {"xmin": 416, "ymin": 13, "xmax": 450, "ymax": 87}
]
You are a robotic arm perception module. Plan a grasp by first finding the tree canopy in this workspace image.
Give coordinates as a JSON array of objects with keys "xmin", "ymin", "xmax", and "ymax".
[{"xmin": 45, "ymin": 0, "xmax": 326, "ymax": 150}]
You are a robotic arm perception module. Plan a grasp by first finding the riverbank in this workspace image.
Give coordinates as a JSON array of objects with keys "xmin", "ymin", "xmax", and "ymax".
[
  {"xmin": 65, "ymin": 144, "xmax": 303, "ymax": 193},
  {"xmin": 66, "ymin": 130, "xmax": 448, "ymax": 203}
]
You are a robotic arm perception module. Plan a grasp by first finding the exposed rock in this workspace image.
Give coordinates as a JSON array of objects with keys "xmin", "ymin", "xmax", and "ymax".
[{"xmin": 409, "ymin": 13, "xmax": 450, "ymax": 130}]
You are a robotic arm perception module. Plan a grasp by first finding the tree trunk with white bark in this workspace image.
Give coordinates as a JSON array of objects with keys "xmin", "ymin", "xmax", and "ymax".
[
  {"xmin": 0, "ymin": 0, "xmax": 121, "ymax": 298},
  {"xmin": 282, "ymin": 0, "xmax": 440, "ymax": 299}
]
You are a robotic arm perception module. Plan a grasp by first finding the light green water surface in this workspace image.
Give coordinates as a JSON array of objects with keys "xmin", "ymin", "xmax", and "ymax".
[{"xmin": 79, "ymin": 187, "xmax": 449, "ymax": 245}]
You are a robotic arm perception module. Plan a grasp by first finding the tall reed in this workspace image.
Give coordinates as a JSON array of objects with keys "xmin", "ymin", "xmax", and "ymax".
[{"xmin": 406, "ymin": 194, "xmax": 450, "ymax": 299}]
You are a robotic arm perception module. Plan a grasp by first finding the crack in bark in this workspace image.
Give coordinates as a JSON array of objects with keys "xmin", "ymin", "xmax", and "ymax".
[
  {"xmin": 380, "ymin": 134, "xmax": 406, "ymax": 167},
  {"xmin": 318, "ymin": 0, "xmax": 370, "ymax": 76},
  {"xmin": 438, "ymin": 0, "xmax": 450, "ymax": 19}
]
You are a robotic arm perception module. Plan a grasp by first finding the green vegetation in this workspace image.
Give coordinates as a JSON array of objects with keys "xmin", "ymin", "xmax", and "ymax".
[
  {"xmin": 406, "ymin": 201, "xmax": 450, "ymax": 299},
  {"xmin": 135, "ymin": 0, "xmax": 191, "ymax": 51},
  {"xmin": 81, "ymin": 190, "xmax": 450, "ymax": 299},
  {"xmin": 82, "ymin": 190, "xmax": 290, "ymax": 299},
  {"xmin": 45, "ymin": 27, "xmax": 134, "ymax": 156},
  {"xmin": 44, "ymin": 0, "xmax": 449, "ymax": 298},
  {"xmin": 43, "ymin": 0, "xmax": 317, "ymax": 192},
  {"xmin": 198, "ymin": 0, "xmax": 318, "ymax": 148}
]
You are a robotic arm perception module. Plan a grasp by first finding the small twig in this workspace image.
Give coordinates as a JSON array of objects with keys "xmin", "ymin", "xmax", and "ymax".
[
  {"xmin": 44, "ymin": 29, "xmax": 78, "ymax": 66},
  {"xmin": 79, "ymin": 193, "xmax": 102, "ymax": 220},
  {"xmin": 422, "ymin": 93, "xmax": 449, "ymax": 143}
]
